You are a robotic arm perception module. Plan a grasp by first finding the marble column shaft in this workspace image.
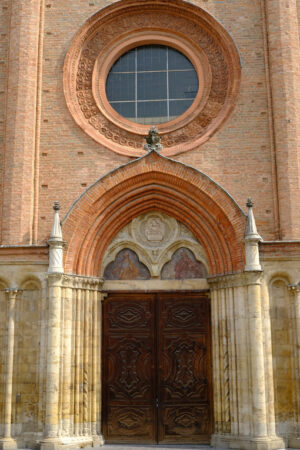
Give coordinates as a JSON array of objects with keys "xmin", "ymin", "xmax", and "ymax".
[
  {"xmin": 44, "ymin": 275, "xmax": 62, "ymax": 439},
  {"xmin": 3, "ymin": 290, "xmax": 19, "ymax": 439}
]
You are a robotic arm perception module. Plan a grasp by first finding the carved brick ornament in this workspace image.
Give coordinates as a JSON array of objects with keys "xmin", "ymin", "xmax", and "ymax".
[{"xmin": 64, "ymin": 0, "xmax": 241, "ymax": 157}]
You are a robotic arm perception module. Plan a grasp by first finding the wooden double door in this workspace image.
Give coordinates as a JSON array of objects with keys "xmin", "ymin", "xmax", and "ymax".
[{"xmin": 102, "ymin": 292, "xmax": 213, "ymax": 444}]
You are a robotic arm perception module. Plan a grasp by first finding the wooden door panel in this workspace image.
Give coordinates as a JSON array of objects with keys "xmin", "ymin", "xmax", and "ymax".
[
  {"xmin": 106, "ymin": 334, "xmax": 154, "ymax": 403},
  {"xmin": 161, "ymin": 405, "xmax": 211, "ymax": 443},
  {"xmin": 106, "ymin": 406, "xmax": 156, "ymax": 443},
  {"xmin": 102, "ymin": 292, "xmax": 212, "ymax": 444},
  {"xmin": 103, "ymin": 294, "xmax": 156, "ymax": 443},
  {"xmin": 159, "ymin": 333, "xmax": 209, "ymax": 403},
  {"xmin": 159, "ymin": 297, "xmax": 209, "ymax": 332},
  {"xmin": 157, "ymin": 294, "xmax": 212, "ymax": 443}
]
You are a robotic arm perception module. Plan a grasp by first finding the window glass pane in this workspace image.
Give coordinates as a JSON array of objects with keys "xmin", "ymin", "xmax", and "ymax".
[
  {"xmin": 138, "ymin": 101, "xmax": 168, "ymax": 122},
  {"xmin": 137, "ymin": 72, "xmax": 167, "ymax": 100},
  {"xmin": 168, "ymin": 47, "xmax": 194, "ymax": 70},
  {"xmin": 137, "ymin": 45, "xmax": 166, "ymax": 71},
  {"xmin": 111, "ymin": 102, "xmax": 136, "ymax": 119},
  {"xmin": 169, "ymin": 70, "xmax": 198, "ymax": 99},
  {"xmin": 106, "ymin": 73, "xmax": 135, "ymax": 102},
  {"xmin": 106, "ymin": 44, "xmax": 199, "ymax": 124},
  {"xmin": 169, "ymin": 99, "xmax": 194, "ymax": 117},
  {"xmin": 111, "ymin": 49, "xmax": 135, "ymax": 73}
]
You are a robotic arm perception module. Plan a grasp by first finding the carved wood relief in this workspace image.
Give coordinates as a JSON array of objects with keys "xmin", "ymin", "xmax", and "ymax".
[
  {"xmin": 102, "ymin": 292, "xmax": 212, "ymax": 444},
  {"xmin": 102, "ymin": 211, "xmax": 208, "ymax": 279}
]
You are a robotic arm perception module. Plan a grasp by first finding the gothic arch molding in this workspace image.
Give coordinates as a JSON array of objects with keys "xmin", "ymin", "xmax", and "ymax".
[{"xmin": 62, "ymin": 151, "xmax": 246, "ymax": 276}]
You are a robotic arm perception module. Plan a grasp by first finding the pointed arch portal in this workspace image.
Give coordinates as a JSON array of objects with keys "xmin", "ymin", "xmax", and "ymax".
[{"xmin": 62, "ymin": 150, "xmax": 246, "ymax": 277}]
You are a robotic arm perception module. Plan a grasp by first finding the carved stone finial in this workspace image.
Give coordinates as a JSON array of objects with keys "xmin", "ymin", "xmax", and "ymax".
[
  {"xmin": 144, "ymin": 126, "xmax": 163, "ymax": 152},
  {"xmin": 244, "ymin": 197, "xmax": 262, "ymax": 271},
  {"xmin": 245, "ymin": 198, "xmax": 261, "ymax": 241},
  {"xmin": 246, "ymin": 198, "xmax": 253, "ymax": 208},
  {"xmin": 53, "ymin": 201, "xmax": 60, "ymax": 211}
]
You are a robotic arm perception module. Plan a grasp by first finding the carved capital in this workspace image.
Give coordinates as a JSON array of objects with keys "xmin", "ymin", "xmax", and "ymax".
[
  {"xmin": 208, "ymin": 270, "xmax": 263, "ymax": 290},
  {"xmin": 5, "ymin": 289, "xmax": 22, "ymax": 300},
  {"xmin": 288, "ymin": 284, "xmax": 300, "ymax": 294}
]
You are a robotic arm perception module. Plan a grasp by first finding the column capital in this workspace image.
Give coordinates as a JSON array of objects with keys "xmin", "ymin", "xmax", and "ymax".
[
  {"xmin": 288, "ymin": 284, "xmax": 300, "ymax": 294},
  {"xmin": 5, "ymin": 288, "xmax": 22, "ymax": 298},
  {"xmin": 208, "ymin": 270, "xmax": 263, "ymax": 290}
]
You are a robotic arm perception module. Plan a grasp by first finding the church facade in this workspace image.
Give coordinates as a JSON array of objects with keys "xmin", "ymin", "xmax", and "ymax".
[{"xmin": 0, "ymin": 0, "xmax": 300, "ymax": 449}]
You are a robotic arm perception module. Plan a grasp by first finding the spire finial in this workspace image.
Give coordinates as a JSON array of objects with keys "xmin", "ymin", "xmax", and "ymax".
[
  {"xmin": 48, "ymin": 202, "xmax": 64, "ymax": 273},
  {"xmin": 245, "ymin": 198, "xmax": 262, "ymax": 241},
  {"xmin": 246, "ymin": 198, "xmax": 253, "ymax": 208},
  {"xmin": 49, "ymin": 202, "xmax": 62, "ymax": 241},
  {"xmin": 244, "ymin": 197, "xmax": 262, "ymax": 271},
  {"xmin": 53, "ymin": 201, "xmax": 60, "ymax": 211},
  {"xmin": 144, "ymin": 126, "xmax": 163, "ymax": 152}
]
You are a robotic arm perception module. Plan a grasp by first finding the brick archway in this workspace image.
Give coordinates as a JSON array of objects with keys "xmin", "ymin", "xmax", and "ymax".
[{"xmin": 62, "ymin": 151, "xmax": 246, "ymax": 276}]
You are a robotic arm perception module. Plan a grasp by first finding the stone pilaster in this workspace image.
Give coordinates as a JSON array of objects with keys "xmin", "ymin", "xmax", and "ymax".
[
  {"xmin": 1, "ymin": 0, "xmax": 42, "ymax": 244},
  {"xmin": 40, "ymin": 273, "xmax": 64, "ymax": 450},
  {"xmin": 209, "ymin": 272, "xmax": 285, "ymax": 450},
  {"xmin": 287, "ymin": 284, "xmax": 300, "ymax": 448},
  {"xmin": 264, "ymin": 0, "xmax": 300, "ymax": 239},
  {"xmin": 0, "ymin": 289, "xmax": 20, "ymax": 450},
  {"xmin": 40, "ymin": 274, "xmax": 104, "ymax": 450}
]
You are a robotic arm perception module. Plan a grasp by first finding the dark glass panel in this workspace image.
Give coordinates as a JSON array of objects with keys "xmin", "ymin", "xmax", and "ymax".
[
  {"xmin": 168, "ymin": 47, "xmax": 194, "ymax": 70},
  {"xmin": 169, "ymin": 99, "xmax": 194, "ymax": 117},
  {"xmin": 106, "ymin": 73, "xmax": 135, "ymax": 102},
  {"xmin": 137, "ymin": 72, "xmax": 167, "ymax": 100},
  {"xmin": 110, "ymin": 49, "xmax": 135, "ymax": 73},
  {"xmin": 137, "ymin": 45, "xmax": 166, "ymax": 71},
  {"xmin": 169, "ymin": 70, "xmax": 198, "ymax": 99},
  {"xmin": 111, "ymin": 102, "xmax": 136, "ymax": 119},
  {"xmin": 138, "ymin": 101, "xmax": 167, "ymax": 119}
]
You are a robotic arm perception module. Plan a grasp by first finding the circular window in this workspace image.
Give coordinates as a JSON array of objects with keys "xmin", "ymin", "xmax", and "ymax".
[
  {"xmin": 64, "ymin": 0, "xmax": 241, "ymax": 157},
  {"xmin": 106, "ymin": 45, "xmax": 199, "ymax": 125}
]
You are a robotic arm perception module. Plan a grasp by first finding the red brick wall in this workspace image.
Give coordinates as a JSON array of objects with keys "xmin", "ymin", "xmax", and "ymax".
[
  {"xmin": 37, "ymin": 0, "xmax": 274, "ymax": 244},
  {"xmin": 0, "ymin": 0, "xmax": 10, "ymax": 234},
  {"xmin": 1, "ymin": 0, "xmax": 299, "ymax": 245}
]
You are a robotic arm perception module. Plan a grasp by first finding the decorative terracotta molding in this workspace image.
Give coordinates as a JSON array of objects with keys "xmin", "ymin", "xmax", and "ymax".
[
  {"xmin": 62, "ymin": 150, "xmax": 246, "ymax": 276},
  {"xmin": 63, "ymin": 0, "xmax": 241, "ymax": 157}
]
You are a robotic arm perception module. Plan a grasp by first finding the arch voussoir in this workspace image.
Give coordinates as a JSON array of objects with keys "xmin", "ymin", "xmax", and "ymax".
[{"xmin": 63, "ymin": 152, "xmax": 246, "ymax": 276}]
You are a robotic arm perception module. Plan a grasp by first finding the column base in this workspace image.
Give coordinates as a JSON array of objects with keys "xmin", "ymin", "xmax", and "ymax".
[
  {"xmin": 0, "ymin": 438, "xmax": 17, "ymax": 450},
  {"xmin": 288, "ymin": 437, "xmax": 300, "ymax": 448},
  {"xmin": 92, "ymin": 434, "xmax": 104, "ymax": 447},
  {"xmin": 40, "ymin": 436, "xmax": 94, "ymax": 450},
  {"xmin": 211, "ymin": 434, "xmax": 286, "ymax": 450}
]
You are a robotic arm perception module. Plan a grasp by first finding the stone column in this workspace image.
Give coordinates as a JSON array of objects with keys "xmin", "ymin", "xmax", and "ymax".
[
  {"xmin": 61, "ymin": 281, "xmax": 73, "ymax": 437},
  {"xmin": 288, "ymin": 284, "xmax": 300, "ymax": 448},
  {"xmin": 247, "ymin": 274, "xmax": 268, "ymax": 438},
  {"xmin": 40, "ymin": 274, "xmax": 63, "ymax": 450},
  {"xmin": 1, "ymin": 0, "xmax": 42, "ymax": 244},
  {"xmin": 209, "ymin": 273, "xmax": 285, "ymax": 450},
  {"xmin": 264, "ymin": 0, "xmax": 300, "ymax": 239},
  {"xmin": 0, "ymin": 289, "xmax": 20, "ymax": 450},
  {"xmin": 92, "ymin": 292, "xmax": 106, "ymax": 446}
]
